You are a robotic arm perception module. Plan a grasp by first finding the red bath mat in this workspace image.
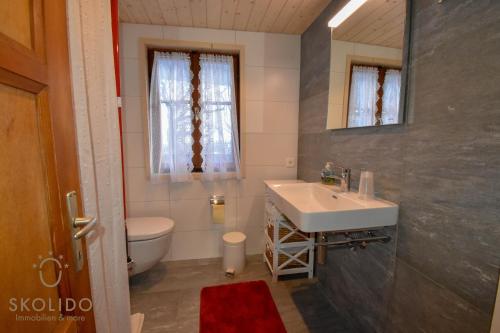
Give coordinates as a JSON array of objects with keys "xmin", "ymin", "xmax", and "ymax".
[{"xmin": 200, "ymin": 280, "xmax": 287, "ymax": 333}]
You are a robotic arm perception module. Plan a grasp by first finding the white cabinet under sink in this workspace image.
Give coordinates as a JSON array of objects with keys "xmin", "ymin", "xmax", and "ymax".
[{"xmin": 264, "ymin": 180, "xmax": 315, "ymax": 282}]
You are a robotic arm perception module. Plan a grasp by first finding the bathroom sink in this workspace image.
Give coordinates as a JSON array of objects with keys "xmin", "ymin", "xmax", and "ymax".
[{"xmin": 265, "ymin": 182, "xmax": 398, "ymax": 232}]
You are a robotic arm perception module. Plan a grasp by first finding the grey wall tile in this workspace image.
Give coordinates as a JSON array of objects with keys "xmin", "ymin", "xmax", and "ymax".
[
  {"xmin": 298, "ymin": 0, "xmax": 500, "ymax": 331},
  {"xmin": 299, "ymin": 91, "xmax": 329, "ymax": 134},
  {"xmin": 317, "ymin": 227, "xmax": 398, "ymax": 333},
  {"xmin": 387, "ymin": 258, "xmax": 491, "ymax": 333}
]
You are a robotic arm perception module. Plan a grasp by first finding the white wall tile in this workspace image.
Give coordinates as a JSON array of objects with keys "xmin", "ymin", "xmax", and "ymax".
[
  {"xmin": 162, "ymin": 26, "xmax": 179, "ymax": 40},
  {"xmin": 169, "ymin": 181, "xmax": 210, "ymax": 201},
  {"xmin": 263, "ymin": 101, "xmax": 299, "ymax": 134},
  {"xmin": 122, "ymin": 96, "xmax": 144, "ymax": 133},
  {"xmin": 326, "ymin": 102, "xmax": 344, "ymax": 130},
  {"xmin": 264, "ymin": 68, "xmax": 300, "ymax": 102},
  {"xmin": 121, "ymin": 58, "xmax": 143, "ymax": 97},
  {"xmin": 222, "ymin": 180, "xmax": 238, "ymax": 199},
  {"xmin": 177, "ymin": 27, "xmax": 236, "ymax": 44},
  {"xmin": 238, "ymin": 178, "xmax": 267, "ymax": 198},
  {"xmin": 238, "ymin": 166, "xmax": 297, "ymax": 197},
  {"xmin": 237, "ymin": 196, "xmax": 266, "ymax": 230},
  {"xmin": 245, "ymin": 100, "xmax": 264, "ymax": 133},
  {"xmin": 125, "ymin": 167, "xmax": 169, "ymax": 202},
  {"xmin": 127, "ymin": 201, "xmax": 170, "ymax": 218},
  {"xmin": 235, "ymin": 31, "xmax": 265, "ymax": 67},
  {"xmin": 220, "ymin": 196, "xmax": 238, "ymax": 230},
  {"xmin": 332, "ymin": 72, "xmax": 346, "ymax": 106},
  {"xmin": 353, "ymin": 43, "xmax": 403, "ymax": 59},
  {"xmin": 120, "ymin": 23, "xmax": 162, "ymax": 59},
  {"xmin": 169, "ymin": 230, "xmax": 223, "ymax": 261},
  {"xmin": 264, "ymin": 33, "xmax": 300, "ymax": 69},
  {"xmin": 330, "ymin": 40, "xmax": 402, "ymax": 75},
  {"xmin": 331, "ymin": 40, "xmax": 354, "ymax": 72},
  {"xmin": 169, "ymin": 180, "xmax": 237, "ymax": 201},
  {"xmin": 170, "ymin": 199, "xmax": 212, "ymax": 232},
  {"xmin": 245, "ymin": 66, "xmax": 265, "ymax": 101},
  {"xmin": 170, "ymin": 196, "xmax": 237, "ymax": 232},
  {"xmin": 120, "ymin": 23, "xmax": 300, "ymax": 261},
  {"xmin": 123, "ymin": 133, "xmax": 145, "ymax": 168},
  {"xmin": 246, "ymin": 133, "xmax": 298, "ymax": 166},
  {"xmin": 244, "ymin": 227, "xmax": 266, "ymax": 255}
]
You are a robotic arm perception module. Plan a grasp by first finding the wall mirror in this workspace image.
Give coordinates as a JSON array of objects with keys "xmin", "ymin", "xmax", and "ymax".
[{"xmin": 326, "ymin": 0, "xmax": 409, "ymax": 130}]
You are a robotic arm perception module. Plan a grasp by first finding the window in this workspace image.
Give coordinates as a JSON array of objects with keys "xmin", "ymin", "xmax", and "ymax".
[
  {"xmin": 347, "ymin": 64, "xmax": 401, "ymax": 128},
  {"xmin": 148, "ymin": 49, "xmax": 240, "ymax": 182}
]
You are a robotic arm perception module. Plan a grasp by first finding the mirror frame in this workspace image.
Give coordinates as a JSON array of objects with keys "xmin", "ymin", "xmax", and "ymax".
[{"xmin": 398, "ymin": 0, "xmax": 413, "ymax": 126}]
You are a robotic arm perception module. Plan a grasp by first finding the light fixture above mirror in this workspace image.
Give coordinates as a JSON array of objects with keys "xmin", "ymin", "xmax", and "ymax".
[{"xmin": 328, "ymin": 0, "xmax": 369, "ymax": 28}]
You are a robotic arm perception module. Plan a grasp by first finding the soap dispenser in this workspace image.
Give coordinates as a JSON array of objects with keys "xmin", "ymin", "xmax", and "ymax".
[{"xmin": 320, "ymin": 162, "xmax": 335, "ymax": 185}]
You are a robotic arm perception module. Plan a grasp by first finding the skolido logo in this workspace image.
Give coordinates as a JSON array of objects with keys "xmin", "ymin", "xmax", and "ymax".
[
  {"xmin": 33, "ymin": 251, "xmax": 69, "ymax": 288},
  {"xmin": 9, "ymin": 252, "xmax": 92, "ymax": 322}
]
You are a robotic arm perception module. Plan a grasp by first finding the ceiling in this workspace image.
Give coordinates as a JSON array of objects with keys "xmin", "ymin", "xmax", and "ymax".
[
  {"xmin": 331, "ymin": 0, "xmax": 406, "ymax": 49},
  {"xmin": 119, "ymin": 0, "xmax": 331, "ymax": 34}
]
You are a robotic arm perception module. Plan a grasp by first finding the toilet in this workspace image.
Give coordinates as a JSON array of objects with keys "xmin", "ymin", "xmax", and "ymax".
[{"xmin": 126, "ymin": 217, "xmax": 175, "ymax": 276}]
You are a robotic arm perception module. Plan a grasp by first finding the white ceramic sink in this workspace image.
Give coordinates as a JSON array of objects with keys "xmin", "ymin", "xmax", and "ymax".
[{"xmin": 265, "ymin": 182, "xmax": 398, "ymax": 232}]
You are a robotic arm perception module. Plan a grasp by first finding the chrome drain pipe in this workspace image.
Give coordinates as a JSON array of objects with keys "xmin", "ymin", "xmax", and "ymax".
[{"xmin": 316, "ymin": 232, "xmax": 328, "ymax": 265}]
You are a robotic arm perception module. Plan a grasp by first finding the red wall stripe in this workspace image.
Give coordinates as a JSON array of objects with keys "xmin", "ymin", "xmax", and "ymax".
[{"xmin": 110, "ymin": 0, "xmax": 127, "ymax": 218}]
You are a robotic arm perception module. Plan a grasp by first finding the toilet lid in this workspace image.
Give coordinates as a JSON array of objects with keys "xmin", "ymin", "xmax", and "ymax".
[{"xmin": 126, "ymin": 217, "xmax": 175, "ymax": 241}]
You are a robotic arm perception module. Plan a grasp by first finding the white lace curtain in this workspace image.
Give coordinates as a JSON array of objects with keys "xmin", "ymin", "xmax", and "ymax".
[
  {"xmin": 149, "ymin": 51, "xmax": 193, "ymax": 182},
  {"xmin": 381, "ymin": 69, "xmax": 401, "ymax": 125},
  {"xmin": 199, "ymin": 54, "xmax": 240, "ymax": 180},
  {"xmin": 347, "ymin": 65, "xmax": 379, "ymax": 128},
  {"xmin": 149, "ymin": 52, "xmax": 240, "ymax": 182}
]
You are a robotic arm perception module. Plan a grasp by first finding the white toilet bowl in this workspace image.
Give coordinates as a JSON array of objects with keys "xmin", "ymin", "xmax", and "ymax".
[{"xmin": 126, "ymin": 217, "xmax": 174, "ymax": 276}]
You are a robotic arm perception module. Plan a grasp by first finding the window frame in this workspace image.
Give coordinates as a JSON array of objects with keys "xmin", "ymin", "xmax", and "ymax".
[
  {"xmin": 346, "ymin": 63, "xmax": 402, "ymax": 127},
  {"xmin": 146, "ymin": 47, "xmax": 240, "ymax": 173}
]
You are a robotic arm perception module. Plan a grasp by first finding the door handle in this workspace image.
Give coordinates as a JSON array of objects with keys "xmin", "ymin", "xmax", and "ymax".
[
  {"xmin": 65, "ymin": 191, "xmax": 98, "ymax": 271},
  {"xmin": 66, "ymin": 192, "xmax": 98, "ymax": 239},
  {"xmin": 74, "ymin": 216, "xmax": 96, "ymax": 227},
  {"xmin": 73, "ymin": 217, "xmax": 97, "ymax": 240}
]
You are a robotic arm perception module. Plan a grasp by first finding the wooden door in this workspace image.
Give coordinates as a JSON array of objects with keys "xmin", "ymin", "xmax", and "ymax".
[{"xmin": 0, "ymin": 1, "xmax": 96, "ymax": 332}]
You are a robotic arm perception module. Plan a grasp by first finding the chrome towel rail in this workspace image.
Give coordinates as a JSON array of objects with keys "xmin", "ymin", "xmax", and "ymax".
[{"xmin": 316, "ymin": 230, "xmax": 391, "ymax": 264}]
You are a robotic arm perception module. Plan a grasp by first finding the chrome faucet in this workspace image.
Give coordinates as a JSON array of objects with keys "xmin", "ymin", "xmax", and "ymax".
[{"xmin": 321, "ymin": 163, "xmax": 351, "ymax": 192}]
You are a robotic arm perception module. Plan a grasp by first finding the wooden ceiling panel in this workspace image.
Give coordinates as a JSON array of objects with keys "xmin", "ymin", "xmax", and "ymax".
[
  {"xmin": 122, "ymin": 0, "xmax": 151, "ymax": 24},
  {"xmin": 119, "ymin": 0, "xmax": 332, "ymax": 34},
  {"xmin": 232, "ymin": 0, "xmax": 255, "ymax": 31},
  {"xmin": 206, "ymin": 0, "xmax": 223, "ymax": 28},
  {"xmin": 118, "ymin": 1, "xmax": 132, "ymax": 22},
  {"xmin": 141, "ymin": 0, "xmax": 167, "ymax": 25},
  {"xmin": 173, "ymin": 0, "xmax": 193, "ymax": 26},
  {"xmin": 246, "ymin": 0, "xmax": 271, "ymax": 31},
  {"xmin": 191, "ymin": 0, "xmax": 208, "ymax": 27},
  {"xmin": 258, "ymin": 0, "xmax": 287, "ymax": 32},
  {"xmin": 157, "ymin": 0, "xmax": 180, "ymax": 26},
  {"xmin": 332, "ymin": 0, "xmax": 406, "ymax": 49},
  {"xmin": 284, "ymin": 0, "xmax": 330, "ymax": 34},
  {"xmin": 271, "ymin": 0, "xmax": 303, "ymax": 33},
  {"xmin": 220, "ymin": 0, "xmax": 239, "ymax": 30}
]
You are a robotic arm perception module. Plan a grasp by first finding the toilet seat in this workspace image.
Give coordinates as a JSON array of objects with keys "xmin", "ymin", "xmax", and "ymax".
[{"xmin": 127, "ymin": 217, "xmax": 174, "ymax": 242}]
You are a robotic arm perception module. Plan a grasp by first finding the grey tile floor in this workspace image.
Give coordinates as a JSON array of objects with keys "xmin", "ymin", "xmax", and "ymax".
[{"xmin": 129, "ymin": 255, "xmax": 354, "ymax": 333}]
